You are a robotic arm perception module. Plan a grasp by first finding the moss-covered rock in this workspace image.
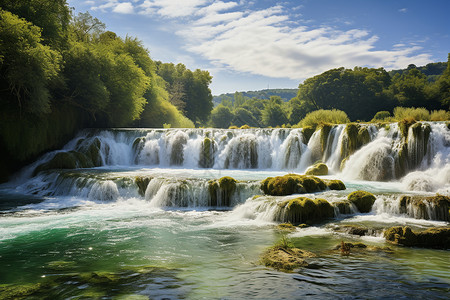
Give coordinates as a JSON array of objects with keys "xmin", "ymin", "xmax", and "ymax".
[
  {"xmin": 398, "ymin": 118, "xmax": 416, "ymax": 140},
  {"xmin": 276, "ymin": 223, "xmax": 297, "ymax": 232},
  {"xmin": 301, "ymin": 126, "xmax": 315, "ymax": 144},
  {"xmin": 347, "ymin": 191, "xmax": 376, "ymax": 213},
  {"xmin": 261, "ymin": 244, "xmax": 316, "ymax": 272},
  {"xmin": 135, "ymin": 176, "xmax": 152, "ymax": 196},
  {"xmin": 305, "ymin": 163, "xmax": 328, "ymax": 176},
  {"xmin": 276, "ymin": 197, "xmax": 334, "ymax": 224},
  {"xmin": 323, "ymin": 179, "xmax": 346, "ymax": 190},
  {"xmin": 199, "ymin": 137, "xmax": 215, "ymax": 168},
  {"xmin": 318, "ymin": 123, "xmax": 332, "ymax": 154},
  {"xmin": 333, "ymin": 242, "xmax": 393, "ymax": 255},
  {"xmin": 384, "ymin": 226, "xmax": 450, "ymax": 249},
  {"xmin": 260, "ymin": 174, "xmax": 331, "ymax": 196},
  {"xmin": 0, "ymin": 282, "xmax": 50, "ymax": 299},
  {"xmin": 398, "ymin": 195, "xmax": 450, "ymax": 221},
  {"xmin": 208, "ymin": 176, "xmax": 237, "ymax": 206},
  {"xmin": 86, "ymin": 137, "xmax": 103, "ymax": 166},
  {"xmin": 334, "ymin": 200, "xmax": 353, "ymax": 214}
]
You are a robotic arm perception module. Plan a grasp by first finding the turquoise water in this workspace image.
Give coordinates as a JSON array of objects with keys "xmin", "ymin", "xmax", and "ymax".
[{"xmin": 1, "ymin": 170, "xmax": 449, "ymax": 299}]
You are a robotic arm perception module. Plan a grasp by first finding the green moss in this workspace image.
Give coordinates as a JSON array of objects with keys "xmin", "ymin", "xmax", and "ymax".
[
  {"xmin": 334, "ymin": 200, "xmax": 352, "ymax": 214},
  {"xmin": 357, "ymin": 126, "xmax": 371, "ymax": 146},
  {"xmin": 135, "ymin": 176, "xmax": 152, "ymax": 196},
  {"xmin": 398, "ymin": 195, "xmax": 450, "ymax": 221},
  {"xmin": 260, "ymin": 174, "xmax": 343, "ymax": 196},
  {"xmin": 277, "ymin": 197, "xmax": 334, "ymax": 224},
  {"xmin": 305, "ymin": 163, "xmax": 328, "ymax": 176},
  {"xmin": 398, "ymin": 118, "xmax": 416, "ymax": 140},
  {"xmin": 276, "ymin": 223, "xmax": 297, "ymax": 232},
  {"xmin": 301, "ymin": 126, "xmax": 315, "ymax": 144},
  {"xmin": 347, "ymin": 191, "xmax": 376, "ymax": 213},
  {"xmin": 0, "ymin": 282, "xmax": 49, "ymax": 299},
  {"xmin": 318, "ymin": 123, "xmax": 332, "ymax": 153},
  {"xmin": 260, "ymin": 244, "xmax": 316, "ymax": 272},
  {"xmin": 80, "ymin": 271, "xmax": 121, "ymax": 284},
  {"xmin": 323, "ymin": 179, "xmax": 346, "ymax": 190},
  {"xmin": 384, "ymin": 226, "xmax": 450, "ymax": 249},
  {"xmin": 86, "ymin": 137, "xmax": 103, "ymax": 166},
  {"xmin": 208, "ymin": 176, "xmax": 237, "ymax": 206},
  {"xmin": 199, "ymin": 137, "xmax": 215, "ymax": 168},
  {"xmin": 394, "ymin": 143, "xmax": 408, "ymax": 178}
]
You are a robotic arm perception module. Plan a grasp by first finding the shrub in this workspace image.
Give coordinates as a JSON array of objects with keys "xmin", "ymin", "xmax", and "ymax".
[
  {"xmin": 371, "ymin": 111, "xmax": 391, "ymax": 122},
  {"xmin": 297, "ymin": 109, "xmax": 350, "ymax": 128},
  {"xmin": 430, "ymin": 110, "xmax": 450, "ymax": 121},
  {"xmin": 393, "ymin": 107, "xmax": 430, "ymax": 121}
]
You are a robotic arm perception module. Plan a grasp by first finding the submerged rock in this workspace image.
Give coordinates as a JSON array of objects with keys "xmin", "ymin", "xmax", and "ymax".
[
  {"xmin": 261, "ymin": 245, "xmax": 316, "ymax": 272},
  {"xmin": 260, "ymin": 174, "xmax": 345, "ymax": 196},
  {"xmin": 305, "ymin": 163, "xmax": 328, "ymax": 176},
  {"xmin": 384, "ymin": 226, "xmax": 450, "ymax": 249},
  {"xmin": 276, "ymin": 197, "xmax": 335, "ymax": 224},
  {"xmin": 347, "ymin": 191, "xmax": 376, "ymax": 213},
  {"xmin": 333, "ymin": 242, "xmax": 393, "ymax": 255},
  {"xmin": 398, "ymin": 195, "xmax": 450, "ymax": 221}
]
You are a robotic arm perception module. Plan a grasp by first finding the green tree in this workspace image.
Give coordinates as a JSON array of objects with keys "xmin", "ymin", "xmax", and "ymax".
[
  {"xmin": 436, "ymin": 53, "xmax": 450, "ymax": 109},
  {"xmin": 262, "ymin": 100, "xmax": 288, "ymax": 127},
  {"xmin": 0, "ymin": 9, "xmax": 61, "ymax": 115},
  {"xmin": 210, "ymin": 105, "xmax": 234, "ymax": 128},
  {"xmin": 0, "ymin": 0, "xmax": 70, "ymax": 48}
]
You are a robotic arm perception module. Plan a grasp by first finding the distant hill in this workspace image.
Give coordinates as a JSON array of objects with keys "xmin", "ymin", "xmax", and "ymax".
[
  {"xmin": 389, "ymin": 62, "xmax": 446, "ymax": 82},
  {"xmin": 213, "ymin": 88, "xmax": 298, "ymax": 106}
]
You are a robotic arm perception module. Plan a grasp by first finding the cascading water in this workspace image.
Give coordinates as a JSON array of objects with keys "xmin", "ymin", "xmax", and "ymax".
[{"xmin": 1, "ymin": 123, "xmax": 449, "ymax": 299}]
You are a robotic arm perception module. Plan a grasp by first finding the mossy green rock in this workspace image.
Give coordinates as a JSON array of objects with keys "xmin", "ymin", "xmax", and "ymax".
[
  {"xmin": 305, "ymin": 163, "xmax": 328, "ymax": 176},
  {"xmin": 135, "ymin": 176, "xmax": 152, "ymax": 196},
  {"xmin": 261, "ymin": 245, "xmax": 316, "ymax": 272},
  {"xmin": 261, "ymin": 174, "xmax": 344, "ymax": 196},
  {"xmin": 277, "ymin": 197, "xmax": 334, "ymax": 224},
  {"xmin": 301, "ymin": 126, "xmax": 315, "ymax": 144},
  {"xmin": 208, "ymin": 176, "xmax": 237, "ymax": 206},
  {"xmin": 323, "ymin": 179, "xmax": 346, "ymax": 190},
  {"xmin": 199, "ymin": 137, "xmax": 215, "ymax": 168},
  {"xmin": 399, "ymin": 195, "xmax": 450, "ymax": 221},
  {"xmin": 384, "ymin": 226, "xmax": 450, "ymax": 249},
  {"xmin": 334, "ymin": 200, "xmax": 352, "ymax": 214},
  {"xmin": 347, "ymin": 191, "xmax": 376, "ymax": 213},
  {"xmin": 0, "ymin": 282, "xmax": 49, "ymax": 299}
]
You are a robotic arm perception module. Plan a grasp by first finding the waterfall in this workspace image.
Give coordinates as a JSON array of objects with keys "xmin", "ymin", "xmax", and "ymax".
[{"xmin": 14, "ymin": 123, "xmax": 449, "ymax": 190}]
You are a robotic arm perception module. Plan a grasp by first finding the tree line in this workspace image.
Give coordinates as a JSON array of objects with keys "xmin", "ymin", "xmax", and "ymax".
[
  {"xmin": 0, "ymin": 0, "xmax": 213, "ymax": 181},
  {"xmin": 210, "ymin": 58, "xmax": 450, "ymax": 128}
]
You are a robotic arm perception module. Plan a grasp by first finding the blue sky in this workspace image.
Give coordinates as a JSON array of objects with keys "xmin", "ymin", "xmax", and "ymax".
[{"xmin": 68, "ymin": 0, "xmax": 450, "ymax": 95}]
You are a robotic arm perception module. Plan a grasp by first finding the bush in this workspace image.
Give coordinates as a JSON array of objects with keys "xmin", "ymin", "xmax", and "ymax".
[
  {"xmin": 297, "ymin": 109, "xmax": 350, "ymax": 127},
  {"xmin": 371, "ymin": 111, "xmax": 391, "ymax": 122},
  {"xmin": 430, "ymin": 110, "xmax": 450, "ymax": 121},
  {"xmin": 393, "ymin": 107, "xmax": 430, "ymax": 121}
]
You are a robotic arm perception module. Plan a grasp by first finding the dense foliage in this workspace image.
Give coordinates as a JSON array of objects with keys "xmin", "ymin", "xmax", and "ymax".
[
  {"xmin": 210, "ymin": 58, "xmax": 449, "ymax": 128},
  {"xmin": 0, "ymin": 2, "xmax": 211, "ymax": 181}
]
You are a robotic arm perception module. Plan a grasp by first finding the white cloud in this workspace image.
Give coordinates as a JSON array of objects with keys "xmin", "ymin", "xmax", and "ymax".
[
  {"xmin": 399, "ymin": 8, "xmax": 407, "ymax": 13},
  {"xmin": 94, "ymin": 1, "xmax": 432, "ymax": 80},
  {"xmin": 113, "ymin": 2, "xmax": 135, "ymax": 14}
]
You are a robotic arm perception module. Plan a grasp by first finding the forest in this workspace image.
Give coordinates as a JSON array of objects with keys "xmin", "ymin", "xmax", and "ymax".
[
  {"xmin": 0, "ymin": 0, "xmax": 213, "ymax": 181},
  {"xmin": 210, "ymin": 61, "xmax": 449, "ymax": 128},
  {"xmin": 0, "ymin": 0, "xmax": 449, "ymax": 181}
]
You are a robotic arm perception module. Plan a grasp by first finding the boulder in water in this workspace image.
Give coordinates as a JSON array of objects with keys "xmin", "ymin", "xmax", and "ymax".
[
  {"xmin": 276, "ymin": 197, "xmax": 334, "ymax": 224},
  {"xmin": 305, "ymin": 163, "xmax": 328, "ymax": 176},
  {"xmin": 384, "ymin": 226, "xmax": 450, "ymax": 249},
  {"xmin": 135, "ymin": 176, "xmax": 152, "ymax": 196},
  {"xmin": 399, "ymin": 195, "xmax": 450, "ymax": 221},
  {"xmin": 261, "ymin": 241, "xmax": 316, "ymax": 272},
  {"xmin": 261, "ymin": 174, "xmax": 344, "ymax": 196},
  {"xmin": 324, "ymin": 179, "xmax": 346, "ymax": 190},
  {"xmin": 347, "ymin": 191, "xmax": 376, "ymax": 213}
]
